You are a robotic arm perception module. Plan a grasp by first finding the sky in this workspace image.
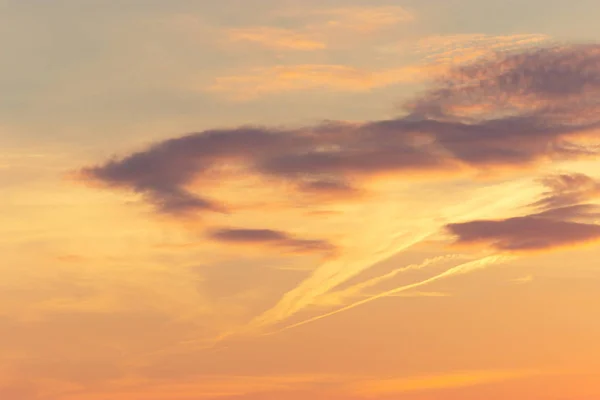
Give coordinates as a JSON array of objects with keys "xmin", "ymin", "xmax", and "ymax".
[{"xmin": 2, "ymin": 0, "xmax": 600, "ymax": 399}]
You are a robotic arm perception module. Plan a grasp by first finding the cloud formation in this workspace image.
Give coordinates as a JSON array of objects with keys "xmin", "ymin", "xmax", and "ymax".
[
  {"xmin": 448, "ymin": 173, "xmax": 600, "ymax": 252},
  {"xmin": 448, "ymin": 217, "xmax": 600, "ymax": 252},
  {"xmin": 208, "ymin": 228, "xmax": 337, "ymax": 256},
  {"xmin": 81, "ymin": 44, "xmax": 600, "ymax": 218},
  {"xmin": 80, "ymin": 43, "xmax": 600, "ymax": 332}
]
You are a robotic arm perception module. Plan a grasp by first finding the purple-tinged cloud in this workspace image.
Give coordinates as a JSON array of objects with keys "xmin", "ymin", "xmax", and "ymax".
[
  {"xmin": 447, "ymin": 172, "xmax": 600, "ymax": 252},
  {"xmin": 408, "ymin": 44, "xmax": 600, "ymax": 119},
  {"xmin": 531, "ymin": 173, "xmax": 600, "ymax": 210},
  {"xmin": 447, "ymin": 217, "xmax": 600, "ymax": 252},
  {"xmin": 208, "ymin": 228, "xmax": 337, "ymax": 256},
  {"xmin": 80, "ymin": 43, "xmax": 600, "ymax": 216},
  {"xmin": 531, "ymin": 204, "xmax": 600, "ymax": 221}
]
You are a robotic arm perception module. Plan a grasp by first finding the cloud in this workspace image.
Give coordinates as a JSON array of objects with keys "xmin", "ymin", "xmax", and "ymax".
[
  {"xmin": 58, "ymin": 374, "xmax": 345, "ymax": 400},
  {"xmin": 208, "ymin": 64, "xmax": 436, "ymax": 99},
  {"xmin": 220, "ymin": 6, "xmax": 414, "ymax": 55},
  {"xmin": 447, "ymin": 172, "xmax": 600, "ymax": 252},
  {"xmin": 408, "ymin": 43, "xmax": 600, "ymax": 120},
  {"xmin": 80, "ymin": 43, "xmax": 600, "ymax": 332},
  {"xmin": 414, "ymin": 33, "xmax": 551, "ymax": 65},
  {"xmin": 347, "ymin": 369, "xmax": 544, "ymax": 396},
  {"xmin": 447, "ymin": 217, "xmax": 600, "ymax": 252},
  {"xmin": 268, "ymin": 255, "xmax": 508, "ymax": 335},
  {"xmin": 310, "ymin": 255, "xmax": 457, "ymax": 307},
  {"xmin": 207, "ymin": 228, "xmax": 337, "ymax": 256},
  {"xmin": 78, "ymin": 127, "xmax": 290, "ymax": 215},
  {"xmin": 81, "ymin": 44, "xmax": 600, "ymax": 218},
  {"xmin": 226, "ymin": 27, "xmax": 326, "ymax": 50},
  {"xmin": 214, "ymin": 33, "xmax": 550, "ymax": 99},
  {"xmin": 511, "ymin": 275, "xmax": 534, "ymax": 284},
  {"xmin": 532, "ymin": 172, "xmax": 600, "ymax": 210},
  {"xmin": 311, "ymin": 6, "xmax": 415, "ymax": 33}
]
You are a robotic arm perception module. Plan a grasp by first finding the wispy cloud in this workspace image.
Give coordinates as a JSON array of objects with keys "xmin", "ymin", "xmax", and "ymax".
[
  {"xmin": 309, "ymin": 6, "xmax": 415, "ymax": 33},
  {"xmin": 226, "ymin": 27, "xmax": 326, "ymax": 50},
  {"xmin": 268, "ymin": 255, "xmax": 509, "ymax": 335},
  {"xmin": 207, "ymin": 64, "xmax": 437, "ymax": 99},
  {"xmin": 207, "ymin": 227, "xmax": 337, "ymax": 257},
  {"xmin": 415, "ymin": 33, "xmax": 552, "ymax": 65},
  {"xmin": 311, "ymin": 255, "xmax": 458, "ymax": 307},
  {"xmin": 213, "ymin": 32, "xmax": 550, "ymax": 100},
  {"xmin": 347, "ymin": 369, "xmax": 546, "ymax": 396},
  {"xmin": 511, "ymin": 275, "xmax": 534, "ymax": 284},
  {"xmin": 59, "ymin": 374, "xmax": 345, "ymax": 400},
  {"xmin": 221, "ymin": 5, "xmax": 414, "ymax": 54}
]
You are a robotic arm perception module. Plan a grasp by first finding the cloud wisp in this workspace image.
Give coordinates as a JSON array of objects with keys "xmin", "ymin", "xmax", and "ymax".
[
  {"xmin": 227, "ymin": 27, "xmax": 326, "ymax": 50},
  {"xmin": 208, "ymin": 64, "xmax": 438, "ymax": 99},
  {"xmin": 267, "ymin": 255, "xmax": 509, "ymax": 335},
  {"xmin": 207, "ymin": 227, "xmax": 337, "ymax": 257}
]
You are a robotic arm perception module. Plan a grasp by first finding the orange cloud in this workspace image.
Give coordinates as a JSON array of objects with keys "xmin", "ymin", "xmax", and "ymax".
[
  {"xmin": 208, "ymin": 63, "xmax": 438, "ymax": 99},
  {"xmin": 227, "ymin": 27, "xmax": 325, "ymax": 50},
  {"xmin": 312, "ymin": 6, "xmax": 415, "ymax": 33},
  {"xmin": 347, "ymin": 369, "xmax": 544, "ymax": 396},
  {"xmin": 58, "ymin": 374, "xmax": 345, "ymax": 400}
]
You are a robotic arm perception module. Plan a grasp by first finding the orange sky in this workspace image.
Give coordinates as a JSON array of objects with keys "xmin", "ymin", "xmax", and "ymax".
[{"xmin": 2, "ymin": 1, "xmax": 600, "ymax": 399}]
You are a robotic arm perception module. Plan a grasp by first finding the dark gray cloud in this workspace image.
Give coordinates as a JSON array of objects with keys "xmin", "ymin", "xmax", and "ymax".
[
  {"xmin": 447, "ymin": 172, "xmax": 600, "ymax": 252},
  {"xmin": 207, "ymin": 228, "xmax": 337, "ymax": 256},
  {"xmin": 80, "ymin": 44, "xmax": 600, "ymax": 215}
]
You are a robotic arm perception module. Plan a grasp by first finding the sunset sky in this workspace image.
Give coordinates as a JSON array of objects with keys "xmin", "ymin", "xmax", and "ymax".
[{"xmin": 3, "ymin": 1, "xmax": 600, "ymax": 399}]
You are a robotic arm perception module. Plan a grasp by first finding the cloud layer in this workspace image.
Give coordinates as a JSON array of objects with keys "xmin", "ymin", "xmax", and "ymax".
[
  {"xmin": 79, "ymin": 43, "xmax": 600, "ymax": 331},
  {"xmin": 81, "ymin": 44, "xmax": 600, "ymax": 218}
]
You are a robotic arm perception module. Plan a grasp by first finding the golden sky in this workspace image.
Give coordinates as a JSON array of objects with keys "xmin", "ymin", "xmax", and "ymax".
[{"xmin": 3, "ymin": 1, "xmax": 600, "ymax": 399}]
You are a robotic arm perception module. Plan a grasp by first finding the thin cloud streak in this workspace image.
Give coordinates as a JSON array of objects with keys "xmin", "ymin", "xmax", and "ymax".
[
  {"xmin": 207, "ymin": 227, "xmax": 337, "ymax": 256},
  {"xmin": 208, "ymin": 64, "xmax": 439, "ymax": 100},
  {"xmin": 348, "ymin": 368, "xmax": 547, "ymax": 396},
  {"xmin": 266, "ymin": 255, "xmax": 509, "ymax": 335},
  {"xmin": 227, "ymin": 27, "xmax": 326, "ymax": 50},
  {"xmin": 311, "ymin": 254, "xmax": 460, "ymax": 307}
]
